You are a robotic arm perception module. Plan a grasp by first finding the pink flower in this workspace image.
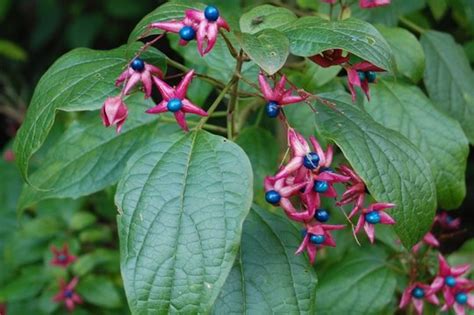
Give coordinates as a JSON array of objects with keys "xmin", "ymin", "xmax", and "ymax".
[
  {"xmin": 354, "ymin": 202, "xmax": 396, "ymax": 243},
  {"xmin": 264, "ymin": 176, "xmax": 311, "ymax": 221},
  {"xmin": 258, "ymin": 73, "xmax": 308, "ymax": 118},
  {"xmin": 336, "ymin": 164, "xmax": 366, "ymax": 218},
  {"xmin": 309, "ymin": 49, "xmax": 348, "ymax": 68},
  {"xmin": 115, "ymin": 57, "xmax": 163, "ymax": 98},
  {"xmin": 359, "ymin": 0, "xmax": 391, "ymax": 8},
  {"xmin": 146, "ymin": 70, "xmax": 208, "ymax": 131},
  {"xmin": 436, "ymin": 212, "xmax": 461, "ymax": 230},
  {"xmin": 345, "ymin": 61, "xmax": 384, "ymax": 101},
  {"xmin": 150, "ymin": 15, "xmax": 198, "ymax": 46},
  {"xmin": 3, "ymin": 149, "xmax": 15, "ymax": 162},
  {"xmin": 296, "ymin": 223, "xmax": 345, "ymax": 264},
  {"xmin": 275, "ymin": 128, "xmax": 334, "ymax": 179},
  {"xmin": 53, "ymin": 277, "xmax": 82, "ymax": 312},
  {"xmin": 101, "ymin": 96, "xmax": 128, "ymax": 133},
  {"xmin": 50, "ymin": 244, "xmax": 76, "ymax": 268},
  {"xmin": 399, "ymin": 283, "xmax": 439, "ymax": 315},
  {"xmin": 185, "ymin": 6, "xmax": 230, "ymax": 55},
  {"xmin": 431, "ymin": 254, "xmax": 473, "ymax": 305},
  {"xmin": 441, "ymin": 284, "xmax": 474, "ymax": 315},
  {"xmin": 412, "ymin": 232, "xmax": 439, "ymax": 253}
]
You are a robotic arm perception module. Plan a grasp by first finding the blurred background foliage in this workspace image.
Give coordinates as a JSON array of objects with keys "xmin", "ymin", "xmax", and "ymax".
[{"xmin": 0, "ymin": 0, "xmax": 474, "ymax": 314}]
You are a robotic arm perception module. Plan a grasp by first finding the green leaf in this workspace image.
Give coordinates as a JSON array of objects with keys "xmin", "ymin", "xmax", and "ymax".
[
  {"xmin": 314, "ymin": 92, "xmax": 437, "ymax": 247},
  {"xmin": 421, "ymin": 31, "xmax": 474, "ymax": 144},
  {"xmin": 285, "ymin": 60, "xmax": 341, "ymax": 93},
  {"xmin": 0, "ymin": 267, "xmax": 48, "ymax": 301},
  {"xmin": 351, "ymin": 0, "xmax": 427, "ymax": 26},
  {"xmin": 282, "ymin": 16, "xmax": 395, "ymax": 72},
  {"xmin": 69, "ymin": 212, "xmax": 97, "ymax": 231},
  {"xmin": 239, "ymin": 4, "xmax": 297, "ymax": 34},
  {"xmin": 128, "ymin": 2, "xmax": 204, "ymax": 42},
  {"xmin": 0, "ymin": 39, "xmax": 27, "ymax": 61},
  {"xmin": 18, "ymin": 96, "xmax": 179, "ymax": 210},
  {"xmin": 213, "ymin": 205, "xmax": 317, "ymax": 314},
  {"xmin": 76, "ymin": 275, "xmax": 123, "ymax": 309},
  {"xmin": 0, "ymin": 157, "xmax": 23, "ymax": 213},
  {"xmin": 236, "ymin": 127, "xmax": 278, "ymax": 207},
  {"xmin": 428, "ymin": 0, "xmax": 447, "ymax": 20},
  {"xmin": 116, "ymin": 130, "xmax": 253, "ymax": 314},
  {"xmin": 72, "ymin": 249, "xmax": 120, "ymax": 276},
  {"xmin": 376, "ymin": 26, "xmax": 425, "ymax": 82},
  {"xmin": 13, "ymin": 44, "xmax": 166, "ymax": 182},
  {"xmin": 238, "ymin": 29, "xmax": 289, "ymax": 75},
  {"xmin": 366, "ymin": 79, "xmax": 469, "ymax": 209},
  {"xmin": 315, "ymin": 247, "xmax": 397, "ymax": 315}
]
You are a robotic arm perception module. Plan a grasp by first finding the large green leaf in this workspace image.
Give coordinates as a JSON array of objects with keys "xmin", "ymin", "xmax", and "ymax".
[
  {"xmin": 315, "ymin": 247, "xmax": 397, "ymax": 315},
  {"xmin": 13, "ymin": 44, "xmax": 166, "ymax": 182},
  {"xmin": 421, "ymin": 31, "xmax": 474, "ymax": 144},
  {"xmin": 213, "ymin": 205, "xmax": 317, "ymax": 314},
  {"xmin": 76, "ymin": 276, "xmax": 123, "ymax": 309},
  {"xmin": 239, "ymin": 4, "xmax": 297, "ymax": 34},
  {"xmin": 367, "ymin": 79, "xmax": 468, "ymax": 209},
  {"xmin": 282, "ymin": 16, "xmax": 395, "ymax": 72},
  {"xmin": 18, "ymin": 96, "xmax": 179, "ymax": 210},
  {"xmin": 238, "ymin": 29, "xmax": 289, "ymax": 75},
  {"xmin": 377, "ymin": 26, "xmax": 425, "ymax": 82},
  {"xmin": 236, "ymin": 127, "xmax": 278, "ymax": 207},
  {"xmin": 116, "ymin": 130, "xmax": 253, "ymax": 314},
  {"xmin": 314, "ymin": 92, "xmax": 437, "ymax": 247}
]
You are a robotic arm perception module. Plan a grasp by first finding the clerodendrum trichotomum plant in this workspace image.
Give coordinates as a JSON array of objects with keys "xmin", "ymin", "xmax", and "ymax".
[{"xmin": 10, "ymin": 0, "xmax": 474, "ymax": 314}]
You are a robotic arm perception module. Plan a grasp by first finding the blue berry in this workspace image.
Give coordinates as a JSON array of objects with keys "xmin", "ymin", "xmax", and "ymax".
[
  {"xmin": 179, "ymin": 26, "xmax": 196, "ymax": 41},
  {"xmin": 357, "ymin": 71, "xmax": 366, "ymax": 82},
  {"xmin": 315, "ymin": 208, "xmax": 330, "ymax": 222},
  {"xmin": 365, "ymin": 211, "xmax": 381, "ymax": 224},
  {"xmin": 310, "ymin": 234, "xmax": 325, "ymax": 245},
  {"xmin": 303, "ymin": 152, "xmax": 320, "ymax": 170},
  {"xmin": 445, "ymin": 276, "xmax": 456, "ymax": 288},
  {"xmin": 204, "ymin": 5, "xmax": 220, "ymax": 21},
  {"xmin": 313, "ymin": 180, "xmax": 329, "ymax": 193},
  {"xmin": 265, "ymin": 101, "xmax": 280, "ymax": 118},
  {"xmin": 265, "ymin": 190, "xmax": 281, "ymax": 204},
  {"xmin": 446, "ymin": 215, "xmax": 454, "ymax": 223},
  {"xmin": 167, "ymin": 98, "xmax": 183, "ymax": 112},
  {"xmin": 64, "ymin": 290, "xmax": 74, "ymax": 298},
  {"xmin": 366, "ymin": 71, "xmax": 376, "ymax": 83},
  {"xmin": 411, "ymin": 287, "xmax": 425, "ymax": 299},
  {"xmin": 58, "ymin": 254, "xmax": 67, "ymax": 262},
  {"xmin": 131, "ymin": 58, "xmax": 145, "ymax": 72},
  {"xmin": 455, "ymin": 292, "xmax": 468, "ymax": 305},
  {"xmin": 301, "ymin": 229, "xmax": 307, "ymax": 237}
]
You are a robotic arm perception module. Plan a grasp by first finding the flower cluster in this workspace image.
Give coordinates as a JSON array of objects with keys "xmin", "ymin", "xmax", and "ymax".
[
  {"xmin": 101, "ymin": 6, "xmax": 229, "ymax": 132},
  {"xmin": 151, "ymin": 5, "xmax": 229, "ymax": 56},
  {"xmin": 400, "ymin": 255, "xmax": 474, "ymax": 315},
  {"xmin": 264, "ymin": 128, "xmax": 396, "ymax": 263},
  {"xmin": 50, "ymin": 244, "xmax": 82, "ymax": 311},
  {"xmin": 310, "ymin": 49, "xmax": 384, "ymax": 101}
]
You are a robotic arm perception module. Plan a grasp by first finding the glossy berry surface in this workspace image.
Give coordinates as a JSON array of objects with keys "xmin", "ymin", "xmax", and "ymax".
[
  {"xmin": 303, "ymin": 152, "xmax": 320, "ymax": 169},
  {"xmin": 366, "ymin": 71, "xmax": 376, "ymax": 83},
  {"xmin": 357, "ymin": 71, "xmax": 366, "ymax": 82},
  {"xmin": 411, "ymin": 287, "xmax": 425, "ymax": 299},
  {"xmin": 179, "ymin": 26, "xmax": 196, "ymax": 41},
  {"xmin": 315, "ymin": 209, "xmax": 330, "ymax": 222},
  {"xmin": 167, "ymin": 98, "xmax": 183, "ymax": 112},
  {"xmin": 445, "ymin": 276, "xmax": 456, "ymax": 287},
  {"xmin": 455, "ymin": 292, "xmax": 468, "ymax": 305},
  {"xmin": 64, "ymin": 290, "xmax": 74, "ymax": 298},
  {"xmin": 313, "ymin": 180, "xmax": 329, "ymax": 193},
  {"xmin": 365, "ymin": 211, "xmax": 381, "ymax": 224},
  {"xmin": 265, "ymin": 190, "xmax": 281, "ymax": 204},
  {"xmin": 204, "ymin": 5, "xmax": 219, "ymax": 21},
  {"xmin": 131, "ymin": 58, "xmax": 145, "ymax": 72},
  {"xmin": 310, "ymin": 234, "xmax": 325, "ymax": 245},
  {"xmin": 265, "ymin": 101, "xmax": 280, "ymax": 118}
]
